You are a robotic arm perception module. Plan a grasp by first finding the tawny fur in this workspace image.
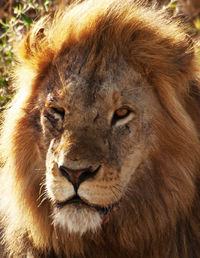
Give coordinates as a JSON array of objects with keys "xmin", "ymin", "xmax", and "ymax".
[{"xmin": 1, "ymin": 0, "xmax": 200, "ymax": 257}]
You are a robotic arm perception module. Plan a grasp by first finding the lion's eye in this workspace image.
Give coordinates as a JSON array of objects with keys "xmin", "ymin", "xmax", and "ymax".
[
  {"xmin": 115, "ymin": 108, "xmax": 130, "ymax": 118},
  {"xmin": 44, "ymin": 107, "xmax": 65, "ymax": 125},
  {"xmin": 51, "ymin": 107, "xmax": 65, "ymax": 120},
  {"xmin": 111, "ymin": 107, "xmax": 132, "ymax": 126}
]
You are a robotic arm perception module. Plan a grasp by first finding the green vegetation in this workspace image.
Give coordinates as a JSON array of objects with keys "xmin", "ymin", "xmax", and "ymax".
[{"xmin": 0, "ymin": 0, "xmax": 52, "ymax": 108}]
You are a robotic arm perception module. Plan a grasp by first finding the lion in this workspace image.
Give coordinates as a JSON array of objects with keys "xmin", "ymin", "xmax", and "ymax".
[{"xmin": 1, "ymin": 0, "xmax": 200, "ymax": 257}]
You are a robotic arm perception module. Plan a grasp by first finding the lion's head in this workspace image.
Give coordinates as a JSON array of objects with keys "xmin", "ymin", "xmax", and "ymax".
[
  {"xmin": 43, "ymin": 52, "xmax": 156, "ymax": 234},
  {"xmin": 1, "ymin": 0, "xmax": 200, "ymax": 257}
]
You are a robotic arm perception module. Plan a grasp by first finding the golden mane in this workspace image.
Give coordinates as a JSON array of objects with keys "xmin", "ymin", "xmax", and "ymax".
[{"xmin": 1, "ymin": 0, "xmax": 200, "ymax": 257}]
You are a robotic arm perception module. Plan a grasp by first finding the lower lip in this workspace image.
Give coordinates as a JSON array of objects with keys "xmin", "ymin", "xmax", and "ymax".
[
  {"xmin": 56, "ymin": 197, "xmax": 87, "ymax": 208},
  {"xmin": 56, "ymin": 198, "xmax": 118, "ymax": 215}
]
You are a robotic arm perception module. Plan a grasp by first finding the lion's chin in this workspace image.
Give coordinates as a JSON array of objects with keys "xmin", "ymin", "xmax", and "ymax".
[{"xmin": 53, "ymin": 205, "xmax": 103, "ymax": 235}]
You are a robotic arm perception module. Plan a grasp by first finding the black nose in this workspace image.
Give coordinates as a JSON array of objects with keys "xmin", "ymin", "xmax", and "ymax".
[{"xmin": 59, "ymin": 165, "xmax": 101, "ymax": 192}]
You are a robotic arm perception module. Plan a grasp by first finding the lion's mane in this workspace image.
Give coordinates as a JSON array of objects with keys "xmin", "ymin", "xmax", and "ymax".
[{"xmin": 1, "ymin": 0, "xmax": 200, "ymax": 257}]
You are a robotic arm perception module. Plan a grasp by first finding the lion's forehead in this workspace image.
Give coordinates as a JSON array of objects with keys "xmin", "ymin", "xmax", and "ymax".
[{"xmin": 50, "ymin": 51, "xmax": 147, "ymax": 111}]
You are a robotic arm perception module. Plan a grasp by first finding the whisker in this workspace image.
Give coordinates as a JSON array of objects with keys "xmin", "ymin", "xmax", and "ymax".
[{"xmin": 37, "ymin": 195, "xmax": 48, "ymax": 208}]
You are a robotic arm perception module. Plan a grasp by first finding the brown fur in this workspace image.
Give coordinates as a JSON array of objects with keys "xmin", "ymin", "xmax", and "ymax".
[{"xmin": 1, "ymin": 0, "xmax": 200, "ymax": 257}]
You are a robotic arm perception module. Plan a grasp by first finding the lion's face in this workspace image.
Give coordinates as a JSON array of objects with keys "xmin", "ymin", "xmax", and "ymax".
[
  {"xmin": 2, "ymin": 0, "xmax": 200, "ymax": 256},
  {"xmin": 41, "ymin": 51, "xmax": 158, "ymax": 235}
]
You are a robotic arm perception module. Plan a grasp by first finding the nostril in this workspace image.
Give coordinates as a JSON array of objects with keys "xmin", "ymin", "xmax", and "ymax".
[
  {"xmin": 59, "ymin": 166, "xmax": 71, "ymax": 182},
  {"xmin": 79, "ymin": 165, "xmax": 101, "ymax": 183},
  {"xmin": 58, "ymin": 165, "xmax": 101, "ymax": 191}
]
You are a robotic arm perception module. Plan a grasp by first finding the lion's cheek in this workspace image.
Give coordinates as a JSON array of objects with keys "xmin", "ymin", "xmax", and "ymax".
[
  {"xmin": 45, "ymin": 158, "xmax": 75, "ymax": 202},
  {"xmin": 120, "ymin": 147, "xmax": 148, "ymax": 183},
  {"xmin": 78, "ymin": 182, "xmax": 122, "ymax": 207},
  {"xmin": 46, "ymin": 172, "xmax": 75, "ymax": 203}
]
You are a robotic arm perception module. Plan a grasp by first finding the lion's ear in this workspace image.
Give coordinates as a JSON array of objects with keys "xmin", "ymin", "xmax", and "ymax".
[
  {"xmin": 35, "ymin": 27, "xmax": 45, "ymax": 39},
  {"xmin": 179, "ymin": 35, "xmax": 194, "ymax": 61},
  {"xmin": 175, "ymin": 35, "xmax": 197, "ymax": 74},
  {"xmin": 17, "ymin": 27, "xmax": 45, "ymax": 60},
  {"xmin": 15, "ymin": 17, "xmax": 53, "ymax": 66}
]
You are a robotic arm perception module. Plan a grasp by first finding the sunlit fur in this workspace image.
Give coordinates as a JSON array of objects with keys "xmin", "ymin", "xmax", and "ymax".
[
  {"xmin": 53, "ymin": 206, "xmax": 102, "ymax": 235},
  {"xmin": 1, "ymin": 0, "xmax": 200, "ymax": 257}
]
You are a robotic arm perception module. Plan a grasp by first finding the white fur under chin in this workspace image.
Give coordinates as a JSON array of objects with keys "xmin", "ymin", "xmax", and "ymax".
[{"xmin": 53, "ymin": 205, "xmax": 102, "ymax": 235}]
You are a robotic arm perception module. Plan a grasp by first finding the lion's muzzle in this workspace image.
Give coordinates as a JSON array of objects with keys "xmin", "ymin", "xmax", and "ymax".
[{"xmin": 58, "ymin": 165, "xmax": 101, "ymax": 192}]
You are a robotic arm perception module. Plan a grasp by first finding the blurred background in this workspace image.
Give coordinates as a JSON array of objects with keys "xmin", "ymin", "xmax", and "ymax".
[{"xmin": 0, "ymin": 0, "xmax": 200, "ymax": 110}]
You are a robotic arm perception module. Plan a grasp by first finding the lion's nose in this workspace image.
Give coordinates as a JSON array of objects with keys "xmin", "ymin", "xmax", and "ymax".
[{"xmin": 59, "ymin": 165, "xmax": 101, "ymax": 192}]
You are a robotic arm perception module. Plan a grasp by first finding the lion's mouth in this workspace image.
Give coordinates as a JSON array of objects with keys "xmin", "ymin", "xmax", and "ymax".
[{"xmin": 56, "ymin": 195, "xmax": 118, "ymax": 215}]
